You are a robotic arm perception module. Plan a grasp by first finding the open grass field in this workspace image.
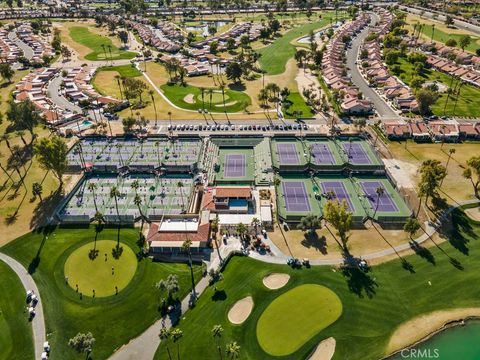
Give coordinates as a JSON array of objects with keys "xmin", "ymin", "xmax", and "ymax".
[
  {"xmin": 391, "ymin": 57, "xmax": 480, "ymax": 117},
  {"xmin": 160, "ymin": 83, "xmax": 252, "ymax": 113},
  {"xmin": 388, "ymin": 141, "xmax": 479, "ymax": 204},
  {"xmin": 0, "ymin": 72, "xmax": 68, "ymax": 245},
  {"xmin": 0, "ymin": 226, "xmax": 203, "ymax": 360},
  {"xmin": 96, "ymin": 64, "xmax": 142, "ymax": 78},
  {"xmin": 283, "ymin": 92, "xmax": 314, "ymax": 118},
  {"xmin": 258, "ymin": 13, "xmax": 338, "ymax": 75},
  {"xmin": 68, "ymin": 26, "xmax": 136, "ymax": 61},
  {"xmin": 64, "ymin": 240, "xmax": 138, "ymax": 297},
  {"xmin": 256, "ymin": 284, "xmax": 342, "ymax": 356},
  {"xmin": 0, "ymin": 260, "xmax": 34, "ymax": 360},
  {"xmin": 405, "ymin": 14, "xmax": 480, "ymax": 53},
  {"xmin": 154, "ymin": 205, "xmax": 480, "ymax": 360}
]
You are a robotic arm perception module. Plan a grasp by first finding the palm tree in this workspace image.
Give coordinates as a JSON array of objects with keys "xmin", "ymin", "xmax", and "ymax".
[
  {"xmin": 88, "ymin": 182, "xmax": 98, "ymax": 212},
  {"xmin": 208, "ymin": 89, "xmax": 214, "ymax": 111},
  {"xmin": 131, "ymin": 179, "xmax": 140, "ymax": 194},
  {"xmin": 114, "ymin": 75, "xmax": 124, "ymax": 99},
  {"xmin": 171, "ymin": 328, "xmax": 183, "ymax": 360},
  {"xmin": 149, "ymin": 90, "xmax": 158, "ymax": 128},
  {"xmin": 168, "ymin": 111, "xmax": 172, "ymax": 129},
  {"xmin": 251, "ymin": 217, "xmax": 261, "ymax": 234},
  {"xmin": 134, "ymin": 194, "xmax": 147, "ymax": 236},
  {"xmin": 200, "ymin": 87, "xmax": 206, "ymax": 112},
  {"xmin": 100, "ymin": 44, "xmax": 108, "ymax": 62},
  {"xmin": 212, "ymin": 325, "xmax": 224, "ymax": 360},
  {"xmin": 225, "ymin": 341, "xmax": 240, "ymax": 360},
  {"xmin": 0, "ymin": 151, "xmax": 15, "ymax": 185},
  {"xmin": 220, "ymin": 84, "xmax": 226, "ymax": 114},
  {"xmin": 182, "ymin": 239, "xmax": 196, "ymax": 295},
  {"xmin": 372, "ymin": 186, "xmax": 384, "ymax": 219},
  {"xmin": 177, "ymin": 181, "xmax": 185, "ymax": 211},
  {"xmin": 107, "ymin": 44, "xmax": 113, "ymax": 64},
  {"xmin": 236, "ymin": 222, "xmax": 247, "ymax": 240},
  {"xmin": 110, "ymin": 185, "xmax": 121, "ymax": 225},
  {"xmin": 441, "ymin": 148, "xmax": 456, "ymax": 186},
  {"xmin": 431, "ymin": 23, "xmax": 436, "ymax": 43},
  {"xmin": 159, "ymin": 328, "xmax": 173, "ymax": 360}
]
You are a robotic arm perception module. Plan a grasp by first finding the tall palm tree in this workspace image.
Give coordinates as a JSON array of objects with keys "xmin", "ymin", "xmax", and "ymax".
[
  {"xmin": 0, "ymin": 151, "xmax": 15, "ymax": 185},
  {"xmin": 200, "ymin": 87, "xmax": 205, "ymax": 112},
  {"xmin": 236, "ymin": 222, "xmax": 247, "ymax": 240},
  {"xmin": 107, "ymin": 44, "xmax": 113, "ymax": 64},
  {"xmin": 220, "ymin": 84, "xmax": 226, "ymax": 114},
  {"xmin": 441, "ymin": 148, "xmax": 456, "ymax": 186},
  {"xmin": 101, "ymin": 44, "xmax": 108, "ymax": 62},
  {"xmin": 251, "ymin": 217, "xmax": 261, "ymax": 234},
  {"xmin": 225, "ymin": 341, "xmax": 240, "ymax": 360},
  {"xmin": 115, "ymin": 75, "xmax": 124, "ymax": 99},
  {"xmin": 177, "ymin": 181, "xmax": 185, "ymax": 211},
  {"xmin": 131, "ymin": 179, "xmax": 140, "ymax": 194},
  {"xmin": 373, "ymin": 186, "xmax": 384, "ymax": 219},
  {"xmin": 171, "ymin": 328, "xmax": 183, "ymax": 360},
  {"xmin": 212, "ymin": 325, "xmax": 224, "ymax": 360},
  {"xmin": 88, "ymin": 182, "xmax": 98, "ymax": 212},
  {"xmin": 134, "ymin": 194, "xmax": 147, "ymax": 236},
  {"xmin": 110, "ymin": 186, "xmax": 121, "ymax": 225},
  {"xmin": 182, "ymin": 239, "xmax": 196, "ymax": 295},
  {"xmin": 159, "ymin": 328, "xmax": 173, "ymax": 360},
  {"xmin": 149, "ymin": 90, "xmax": 158, "ymax": 128},
  {"xmin": 168, "ymin": 111, "xmax": 172, "ymax": 129},
  {"xmin": 431, "ymin": 24, "xmax": 436, "ymax": 43},
  {"xmin": 208, "ymin": 89, "xmax": 214, "ymax": 111}
]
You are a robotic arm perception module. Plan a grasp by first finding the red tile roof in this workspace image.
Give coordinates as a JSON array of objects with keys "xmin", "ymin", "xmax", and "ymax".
[
  {"xmin": 215, "ymin": 187, "xmax": 251, "ymax": 198},
  {"xmin": 147, "ymin": 222, "xmax": 210, "ymax": 243}
]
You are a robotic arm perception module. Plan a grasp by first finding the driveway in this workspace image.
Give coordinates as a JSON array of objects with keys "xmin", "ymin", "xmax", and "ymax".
[
  {"xmin": 8, "ymin": 30, "xmax": 34, "ymax": 60},
  {"xmin": 47, "ymin": 75, "xmax": 82, "ymax": 113},
  {"xmin": 346, "ymin": 13, "xmax": 401, "ymax": 121}
]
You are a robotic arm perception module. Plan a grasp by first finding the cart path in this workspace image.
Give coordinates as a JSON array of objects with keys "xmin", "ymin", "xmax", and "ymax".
[{"xmin": 0, "ymin": 253, "xmax": 46, "ymax": 360}]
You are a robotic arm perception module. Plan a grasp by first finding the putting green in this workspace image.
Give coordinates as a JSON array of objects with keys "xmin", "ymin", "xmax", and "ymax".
[
  {"xmin": 64, "ymin": 240, "xmax": 138, "ymax": 297},
  {"xmin": 256, "ymin": 284, "xmax": 342, "ymax": 356},
  {"xmin": 197, "ymin": 92, "xmax": 229, "ymax": 103}
]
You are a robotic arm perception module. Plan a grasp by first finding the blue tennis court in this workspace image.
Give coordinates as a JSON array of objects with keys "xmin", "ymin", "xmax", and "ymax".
[
  {"xmin": 360, "ymin": 181, "xmax": 399, "ymax": 212},
  {"xmin": 277, "ymin": 143, "xmax": 300, "ymax": 165},
  {"xmin": 224, "ymin": 154, "xmax": 246, "ymax": 177},
  {"xmin": 311, "ymin": 143, "xmax": 335, "ymax": 165},
  {"xmin": 282, "ymin": 181, "xmax": 311, "ymax": 212},
  {"xmin": 342, "ymin": 143, "xmax": 371, "ymax": 165},
  {"xmin": 321, "ymin": 181, "xmax": 354, "ymax": 211}
]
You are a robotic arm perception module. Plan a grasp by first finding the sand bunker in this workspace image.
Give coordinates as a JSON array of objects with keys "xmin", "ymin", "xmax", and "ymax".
[
  {"xmin": 228, "ymin": 296, "xmax": 254, "ymax": 325},
  {"xmin": 183, "ymin": 94, "xmax": 195, "ymax": 104},
  {"xmin": 386, "ymin": 308, "xmax": 480, "ymax": 354},
  {"xmin": 465, "ymin": 207, "xmax": 480, "ymax": 222},
  {"xmin": 263, "ymin": 273, "xmax": 290, "ymax": 290},
  {"xmin": 307, "ymin": 337, "xmax": 336, "ymax": 360}
]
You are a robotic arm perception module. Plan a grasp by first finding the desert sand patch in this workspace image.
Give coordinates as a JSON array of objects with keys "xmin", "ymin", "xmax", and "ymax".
[
  {"xmin": 465, "ymin": 206, "xmax": 480, "ymax": 222},
  {"xmin": 307, "ymin": 337, "xmax": 336, "ymax": 360},
  {"xmin": 263, "ymin": 273, "xmax": 290, "ymax": 290},
  {"xmin": 386, "ymin": 308, "xmax": 480, "ymax": 355},
  {"xmin": 228, "ymin": 296, "xmax": 254, "ymax": 325},
  {"xmin": 183, "ymin": 94, "xmax": 195, "ymax": 104}
]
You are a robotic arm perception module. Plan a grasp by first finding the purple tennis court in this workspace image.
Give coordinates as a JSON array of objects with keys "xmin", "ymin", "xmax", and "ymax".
[
  {"xmin": 342, "ymin": 143, "xmax": 371, "ymax": 165},
  {"xmin": 224, "ymin": 154, "xmax": 246, "ymax": 177},
  {"xmin": 311, "ymin": 143, "xmax": 335, "ymax": 165},
  {"xmin": 360, "ymin": 181, "xmax": 398, "ymax": 212},
  {"xmin": 282, "ymin": 181, "xmax": 311, "ymax": 212},
  {"xmin": 277, "ymin": 143, "xmax": 300, "ymax": 165},
  {"xmin": 321, "ymin": 181, "xmax": 354, "ymax": 211}
]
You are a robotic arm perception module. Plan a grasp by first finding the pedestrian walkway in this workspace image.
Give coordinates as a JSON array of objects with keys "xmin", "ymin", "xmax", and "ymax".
[{"xmin": 0, "ymin": 253, "xmax": 45, "ymax": 360}]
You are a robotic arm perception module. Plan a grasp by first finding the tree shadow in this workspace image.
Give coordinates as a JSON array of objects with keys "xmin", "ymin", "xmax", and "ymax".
[
  {"xmin": 28, "ymin": 224, "xmax": 56, "ymax": 274},
  {"xmin": 6, "ymin": 143, "xmax": 33, "ymax": 170},
  {"xmin": 340, "ymin": 264, "xmax": 378, "ymax": 299},
  {"xmin": 211, "ymin": 289, "xmax": 227, "ymax": 302},
  {"xmin": 30, "ymin": 187, "xmax": 65, "ymax": 230},
  {"xmin": 410, "ymin": 240, "xmax": 436, "ymax": 265},
  {"xmin": 228, "ymin": 82, "xmax": 246, "ymax": 91},
  {"xmin": 447, "ymin": 209, "xmax": 476, "ymax": 255},
  {"xmin": 300, "ymin": 232, "xmax": 327, "ymax": 254}
]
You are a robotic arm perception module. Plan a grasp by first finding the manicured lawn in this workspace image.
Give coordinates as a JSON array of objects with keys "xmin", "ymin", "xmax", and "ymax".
[
  {"xmin": 69, "ymin": 26, "xmax": 136, "ymax": 61},
  {"xmin": 283, "ymin": 92, "xmax": 315, "ymax": 118},
  {"xmin": 256, "ymin": 284, "xmax": 342, "ymax": 356},
  {"xmin": 390, "ymin": 57, "xmax": 480, "ymax": 117},
  {"xmin": 258, "ymin": 13, "xmax": 337, "ymax": 75},
  {"xmin": 154, "ymin": 205, "xmax": 480, "ymax": 360},
  {"xmin": 0, "ymin": 260, "xmax": 34, "ymax": 360},
  {"xmin": 1, "ymin": 226, "xmax": 203, "ymax": 360},
  {"xmin": 64, "ymin": 240, "xmax": 138, "ymax": 297},
  {"xmin": 96, "ymin": 64, "xmax": 142, "ymax": 78},
  {"xmin": 160, "ymin": 83, "xmax": 252, "ymax": 113}
]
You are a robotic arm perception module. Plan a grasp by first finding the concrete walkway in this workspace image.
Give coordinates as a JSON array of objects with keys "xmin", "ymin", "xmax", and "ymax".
[{"xmin": 0, "ymin": 253, "xmax": 46, "ymax": 360}]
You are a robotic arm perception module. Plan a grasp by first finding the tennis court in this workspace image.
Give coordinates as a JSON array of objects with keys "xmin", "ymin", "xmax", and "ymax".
[
  {"xmin": 311, "ymin": 143, "xmax": 335, "ymax": 165},
  {"xmin": 282, "ymin": 181, "xmax": 311, "ymax": 212},
  {"xmin": 321, "ymin": 181, "xmax": 355, "ymax": 211},
  {"xmin": 224, "ymin": 154, "xmax": 246, "ymax": 178},
  {"xmin": 360, "ymin": 181, "xmax": 399, "ymax": 212},
  {"xmin": 342, "ymin": 142, "xmax": 372, "ymax": 165},
  {"xmin": 277, "ymin": 143, "xmax": 300, "ymax": 165}
]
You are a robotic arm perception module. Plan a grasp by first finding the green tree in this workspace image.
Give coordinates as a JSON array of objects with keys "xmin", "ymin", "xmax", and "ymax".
[
  {"xmin": 7, "ymin": 100, "xmax": 42, "ymax": 137},
  {"xmin": 32, "ymin": 182, "xmax": 43, "ymax": 202},
  {"xmin": 404, "ymin": 218, "xmax": 421, "ymax": 239},
  {"xmin": 296, "ymin": 214, "xmax": 321, "ymax": 234},
  {"xmin": 416, "ymin": 89, "xmax": 439, "ymax": 116},
  {"xmin": 122, "ymin": 116, "xmax": 136, "ymax": 133},
  {"xmin": 225, "ymin": 341, "xmax": 240, "ymax": 360},
  {"xmin": 459, "ymin": 35, "xmax": 471, "ymax": 52},
  {"xmin": 159, "ymin": 328, "xmax": 173, "ymax": 360},
  {"xmin": 235, "ymin": 222, "xmax": 247, "ymax": 239},
  {"xmin": 445, "ymin": 38, "xmax": 457, "ymax": 47},
  {"xmin": 171, "ymin": 328, "xmax": 183, "ymax": 360},
  {"xmin": 118, "ymin": 30, "xmax": 129, "ymax": 47},
  {"xmin": 225, "ymin": 62, "xmax": 243, "ymax": 83},
  {"xmin": 33, "ymin": 136, "xmax": 68, "ymax": 186},
  {"xmin": 182, "ymin": 239, "xmax": 196, "ymax": 295},
  {"xmin": 156, "ymin": 274, "xmax": 180, "ymax": 303},
  {"xmin": 463, "ymin": 156, "xmax": 480, "ymax": 198},
  {"xmin": 68, "ymin": 332, "xmax": 95, "ymax": 359},
  {"xmin": 0, "ymin": 63, "xmax": 14, "ymax": 83},
  {"xmin": 212, "ymin": 324, "xmax": 224, "ymax": 360},
  {"xmin": 210, "ymin": 41, "xmax": 219, "ymax": 55},
  {"xmin": 418, "ymin": 159, "xmax": 447, "ymax": 209},
  {"xmin": 323, "ymin": 200, "xmax": 352, "ymax": 252}
]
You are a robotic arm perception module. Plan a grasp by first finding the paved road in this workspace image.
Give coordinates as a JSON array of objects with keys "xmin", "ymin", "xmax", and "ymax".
[
  {"xmin": 7, "ymin": 31, "xmax": 34, "ymax": 60},
  {"xmin": 47, "ymin": 75, "xmax": 83, "ymax": 113},
  {"xmin": 346, "ymin": 13, "xmax": 401, "ymax": 121},
  {"xmin": 0, "ymin": 253, "xmax": 46, "ymax": 360},
  {"xmin": 399, "ymin": 6, "xmax": 480, "ymax": 37}
]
